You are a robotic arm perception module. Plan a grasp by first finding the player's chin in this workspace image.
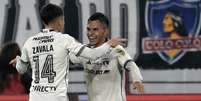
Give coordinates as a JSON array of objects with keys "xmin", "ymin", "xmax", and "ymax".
[{"xmin": 89, "ymin": 40, "xmax": 96, "ymax": 44}]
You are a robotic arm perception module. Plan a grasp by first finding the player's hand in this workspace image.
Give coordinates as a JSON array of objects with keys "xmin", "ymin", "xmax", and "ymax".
[
  {"xmin": 9, "ymin": 56, "xmax": 18, "ymax": 67},
  {"xmin": 107, "ymin": 37, "xmax": 127, "ymax": 47},
  {"xmin": 133, "ymin": 82, "xmax": 145, "ymax": 94}
]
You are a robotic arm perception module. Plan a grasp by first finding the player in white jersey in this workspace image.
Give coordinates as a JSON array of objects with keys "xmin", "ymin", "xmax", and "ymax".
[
  {"xmin": 70, "ymin": 12, "xmax": 144, "ymax": 101},
  {"xmin": 10, "ymin": 4, "xmax": 126, "ymax": 101}
]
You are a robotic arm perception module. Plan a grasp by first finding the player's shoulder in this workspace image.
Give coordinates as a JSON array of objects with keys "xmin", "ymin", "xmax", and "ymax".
[{"xmin": 56, "ymin": 32, "xmax": 74, "ymax": 40}]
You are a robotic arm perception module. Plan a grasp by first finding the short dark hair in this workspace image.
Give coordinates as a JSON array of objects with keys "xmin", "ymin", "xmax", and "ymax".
[
  {"xmin": 88, "ymin": 12, "xmax": 109, "ymax": 28},
  {"xmin": 40, "ymin": 4, "xmax": 63, "ymax": 25}
]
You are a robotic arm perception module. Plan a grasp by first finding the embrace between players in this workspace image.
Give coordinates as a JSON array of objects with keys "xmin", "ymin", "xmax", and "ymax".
[{"xmin": 10, "ymin": 4, "xmax": 144, "ymax": 101}]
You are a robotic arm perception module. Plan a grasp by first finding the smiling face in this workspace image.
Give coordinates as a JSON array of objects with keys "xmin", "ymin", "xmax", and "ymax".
[
  {"xmin": 163, "ymin": 14, "xmax": 174, "ymax": 33},
  {"xmin": 87, "ymin": 20, "xmax": 109, "ymax": 47}
]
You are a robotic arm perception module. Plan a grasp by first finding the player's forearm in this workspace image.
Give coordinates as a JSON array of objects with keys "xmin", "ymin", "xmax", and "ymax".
[
  {"xmin": 78, "ymin": 43, "xmax": 111, "ymax": 60},
  {"xmin": 126, "ymin": 62, "xmax": 143, "ymax": 82},
  {"xmin": 16, "ymin": 56, "xmax": 29, "ymax": 74}
]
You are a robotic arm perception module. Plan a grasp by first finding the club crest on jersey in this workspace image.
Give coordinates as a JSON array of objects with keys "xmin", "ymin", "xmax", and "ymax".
[{"xmin": 143, "ymin": 0, "xmax": 201, "ymax": 64}]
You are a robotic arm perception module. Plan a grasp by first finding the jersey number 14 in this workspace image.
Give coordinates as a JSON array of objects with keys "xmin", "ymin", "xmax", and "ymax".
[{"xmin": 33, "ymin": 55, "xmax": 56, "ymax": 83}]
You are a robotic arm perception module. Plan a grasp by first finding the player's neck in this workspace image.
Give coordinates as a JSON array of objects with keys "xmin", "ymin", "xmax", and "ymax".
[
  {"xmin": 46, "ymin": 23, "xmax": 60, "ymax": 32},
  {"xmin": 93, "ymin": 39, "xmax": 107, "ymax": 48}
]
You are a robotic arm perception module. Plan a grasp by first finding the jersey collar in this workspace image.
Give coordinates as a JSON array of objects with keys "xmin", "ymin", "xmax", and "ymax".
[{"xmin": 42, "ymin": 28, "xmax": 55, "ymax": 33}]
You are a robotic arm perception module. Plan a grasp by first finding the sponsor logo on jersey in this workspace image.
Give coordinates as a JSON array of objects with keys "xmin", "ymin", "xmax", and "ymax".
[
  {"xmin": 32, "ymin": 85, "xmax": 56, "ymax": 93},
  {"xmin": 143, "ymin": 0, "xmax": 201, "ymax": 64}
]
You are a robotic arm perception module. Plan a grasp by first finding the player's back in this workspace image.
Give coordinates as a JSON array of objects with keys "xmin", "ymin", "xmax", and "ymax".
[{"xmin": 24, "ymin": 29, "xmax": 72, "ymax": 101}]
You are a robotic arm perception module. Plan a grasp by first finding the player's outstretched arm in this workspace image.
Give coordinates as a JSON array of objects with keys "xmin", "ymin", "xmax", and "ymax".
[
  {"xmin": 10, "ymin": 42, "xmax": 30, "ymax": 74},
  {"xmin": 10, "ymin": 55, "xmax": 29, "ymax": 74},
  {"xmin": 126, "ymin": 61, "xmax": 144, "ymax": 94},
  {"xmin": 72, "ymin": 37, "xmax": 126, "ymax": 60},
  {"xmin": 125, "ymin": 61, "xmax": 144, "ymax": 94},
  {"xmin": 115, "ymin": 45, "xmax": 144, "ymax": 94}
]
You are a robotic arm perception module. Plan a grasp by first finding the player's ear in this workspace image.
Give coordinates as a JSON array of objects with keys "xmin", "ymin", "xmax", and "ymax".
[
  {"xmin": 104, "ymin": 28, "xmax": 109, "ymax": 36},
  {"xmin": 57, "ymin": 17, "xmax": 64, "ymax": 29}
]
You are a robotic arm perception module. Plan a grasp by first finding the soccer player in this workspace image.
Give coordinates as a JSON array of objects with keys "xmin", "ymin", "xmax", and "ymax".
[
  {"xmin": 70, "ymin": 12, "xmax": 144, "ymax": 101},
  {"xmin": 10, "ymin": 4, "xmax": 126, "ymax": 101}
]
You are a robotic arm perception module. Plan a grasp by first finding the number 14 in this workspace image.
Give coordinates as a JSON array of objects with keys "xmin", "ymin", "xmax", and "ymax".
[{"xmin": 33, "ymin": 55, "xmax": 56, "ymax": 83}]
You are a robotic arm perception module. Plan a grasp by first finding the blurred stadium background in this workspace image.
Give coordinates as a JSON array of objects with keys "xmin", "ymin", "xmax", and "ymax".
[{"xmin": 0, "ymin": 0, "xmax": 201, "ymax": 100}]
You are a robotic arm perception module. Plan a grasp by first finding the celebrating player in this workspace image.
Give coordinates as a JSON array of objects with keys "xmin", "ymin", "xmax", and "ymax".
[
  {"xmin": 10, "ymin": 4, "xmax": 126, "ymax": 101},
  {"xmin": 70, "ymin": 12, "xmax": 144, "ymax": 101}
]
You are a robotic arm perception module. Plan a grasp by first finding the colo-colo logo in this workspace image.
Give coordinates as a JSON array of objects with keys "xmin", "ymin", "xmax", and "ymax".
[{"xmin": 143, "ymin": 0, "xmax": 201, "ymax": 64}]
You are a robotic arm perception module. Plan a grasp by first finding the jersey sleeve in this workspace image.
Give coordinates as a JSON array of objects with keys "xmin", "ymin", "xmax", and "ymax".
[
  {"xmin": 69, "ymin": 51, "xmax": 82, "ymax": 64},
  {"xmin": 16, "ymin": 41, "xmax": 30, "ymax": 74},
  {"xmin": 115, "ymin": 45, "xmax": 143, "ymax": 82},
  {"xmin": 126, "ymin": 62, "xmax": 143, "ymax": 82},
  {"xmin": 65, "ymin": 35, "xmax": 111, "ymax": 60}
]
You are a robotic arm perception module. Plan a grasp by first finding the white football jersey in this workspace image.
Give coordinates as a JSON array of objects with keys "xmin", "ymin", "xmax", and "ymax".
[
  {"xmin": 70, "ymin": 45, "xmax": 143, "ymax": 101},
  {"xmin": 16, "ymin": 29, "xmax": 111, "ymax": 101}
]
